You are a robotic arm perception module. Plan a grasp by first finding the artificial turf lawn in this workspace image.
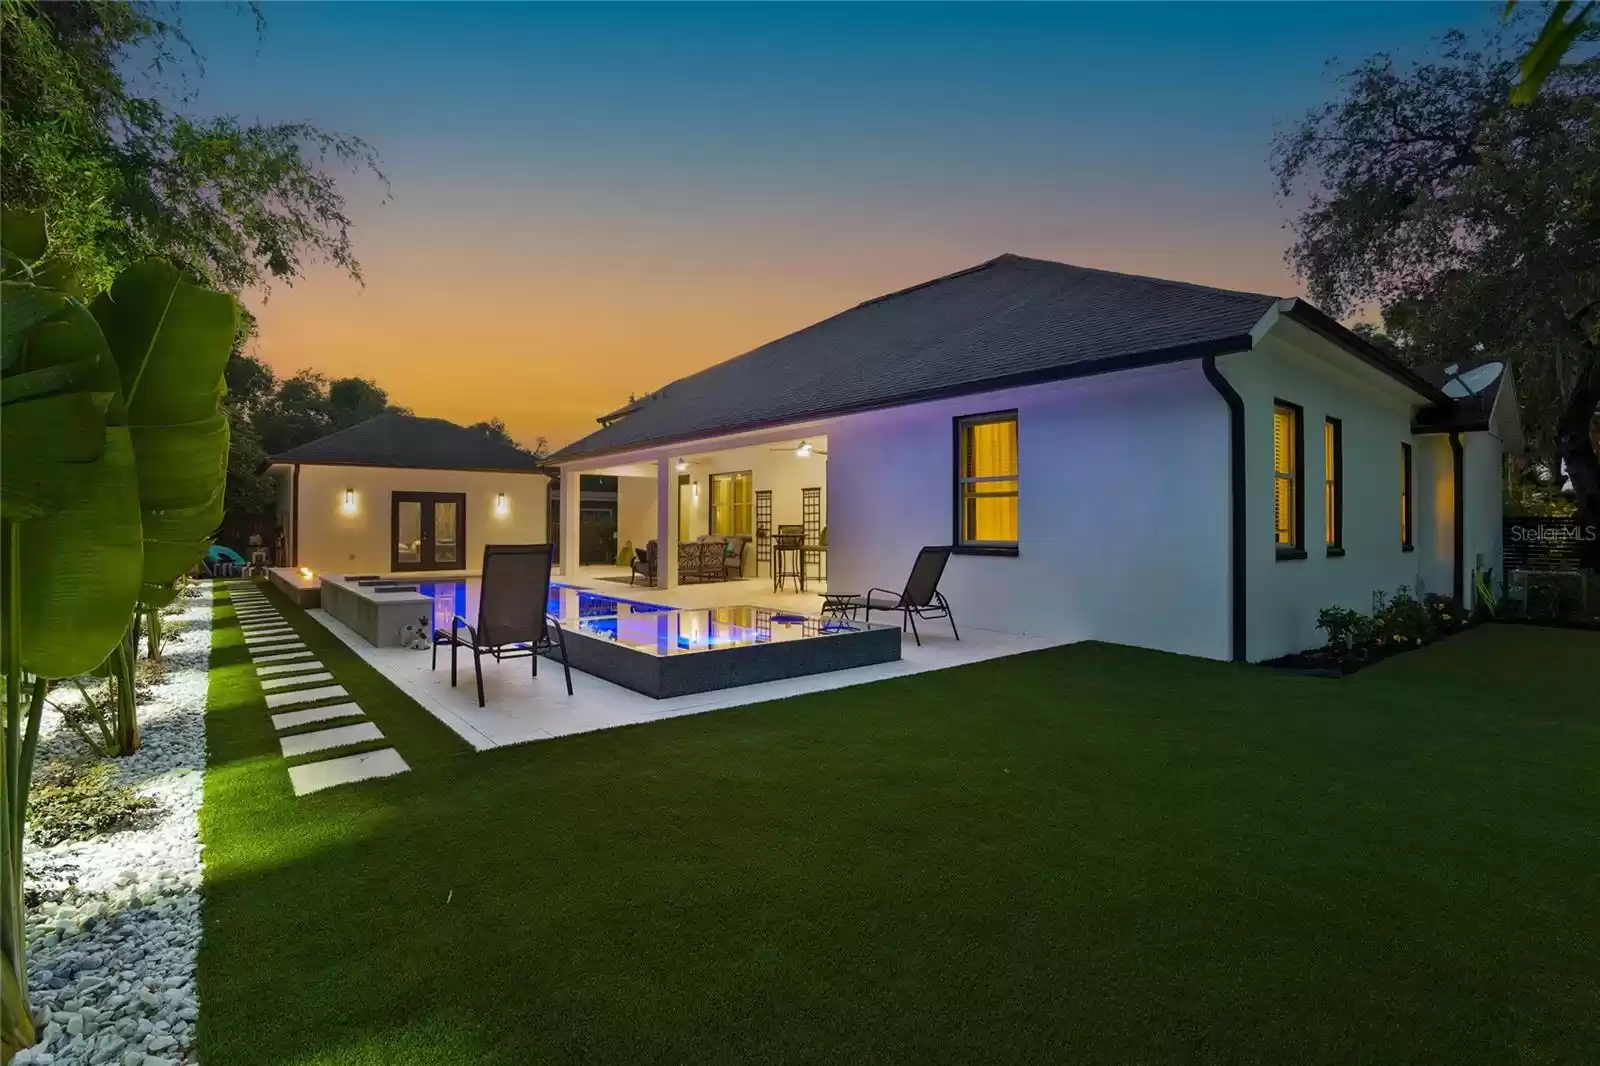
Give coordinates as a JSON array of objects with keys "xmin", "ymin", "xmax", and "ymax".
[{"xmin": 198, "ymin": 582, "xmax": 1600, "ymax": 1064}]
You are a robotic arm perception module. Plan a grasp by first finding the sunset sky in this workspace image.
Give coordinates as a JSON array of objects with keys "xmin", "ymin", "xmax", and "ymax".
[{"xmin": 176, "ymin": 2, "xmax": 1498, "ymax": 450}]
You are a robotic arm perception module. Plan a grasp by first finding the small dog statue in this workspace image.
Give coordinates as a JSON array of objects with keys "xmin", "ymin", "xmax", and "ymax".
[{"xmin": 399, "ymin": 620, "xmax": 431, "ymax": 650}]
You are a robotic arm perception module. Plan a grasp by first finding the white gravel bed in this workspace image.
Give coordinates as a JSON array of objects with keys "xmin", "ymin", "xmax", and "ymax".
[{"xmin": 16, "ymin": 590, "xmax": 215, "ymax": 1066}]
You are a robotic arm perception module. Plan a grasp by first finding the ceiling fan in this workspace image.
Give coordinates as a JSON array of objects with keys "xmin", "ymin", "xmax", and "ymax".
[{"xmin": 769, "ymin": 439, "xmax": 827, "ymax": 458}]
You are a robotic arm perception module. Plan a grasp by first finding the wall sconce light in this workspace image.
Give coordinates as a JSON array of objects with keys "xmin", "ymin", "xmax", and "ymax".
[
  {"xmin": 675, "ymin": 458, "xmax": 688, "ymax": 473},
  {"xmin": 692, "ymin": 482, "xmax": 700, "ymax": 502},
  {"xmin": 495, "ymin": 492, "xmax": 509, "ymax": 516},
  {"xmin": 341, "ymin": 489, "xmax": 356, "ymax": 514},
  {"xmin": 795, "ymin": 440, "xmax": 813, "ymax": 458}
]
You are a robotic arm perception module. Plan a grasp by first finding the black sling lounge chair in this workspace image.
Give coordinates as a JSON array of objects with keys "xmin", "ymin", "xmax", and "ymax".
[
  {"xmin": 856, "ymin": 545, "xmax": 960, "ymax": 647},
  {"xmin": 432, "ymin": 543, "xmax": 572, "ymax": 705}
]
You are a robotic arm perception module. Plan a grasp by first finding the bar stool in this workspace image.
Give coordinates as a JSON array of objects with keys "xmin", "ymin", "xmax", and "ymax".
[{"xmin": 772, "ymin": 534, "xmax": 804, "ymax": 592}]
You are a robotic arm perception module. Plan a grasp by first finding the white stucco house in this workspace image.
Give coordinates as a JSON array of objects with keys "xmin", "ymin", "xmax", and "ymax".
[
  {"xmin": 547, "ymin": 254, "xmax": 1521, "ymax": 662},
  {"xmin": 267, "ymin": 414, "xmax": 549, "ymax": 578}
]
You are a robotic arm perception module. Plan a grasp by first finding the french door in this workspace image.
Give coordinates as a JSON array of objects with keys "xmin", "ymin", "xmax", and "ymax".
[{"xmin": 391, "ymin": 492, "xmax": 467, "ymax": 571}]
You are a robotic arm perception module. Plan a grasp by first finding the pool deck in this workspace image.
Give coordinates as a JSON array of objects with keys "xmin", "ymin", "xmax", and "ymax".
[{"xmin": 305, "ymin": 566, "xmax": 1058, "ymax": 749}]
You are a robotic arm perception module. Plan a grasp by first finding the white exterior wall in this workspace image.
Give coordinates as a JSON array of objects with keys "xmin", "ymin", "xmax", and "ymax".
[
  {"xmin": 1413, "ymin": 434, "xmax": 1455, "ymax": 601},
  {"xmin": 616, "ymin": 475, "xmax": 658, "ymax": 557},
  {"xmin": 1219, "ymin": 333, "xmax": 1440, "ymax": 661},
  {"xmin": 287, "ymin": 464, "xmax": 548, "ymax": 576},
  {"xmin": 826, "ymin": 362, "xmax": 1232, "ymax": 659},
  {"xmin": 1461, "ymin": 431, "xmax": 1505, "ymax": 596}
]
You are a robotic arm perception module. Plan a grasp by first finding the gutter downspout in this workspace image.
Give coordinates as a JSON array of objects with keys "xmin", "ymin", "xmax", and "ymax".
[
  {"xmin": 1202, "ymin": 355, "xmax": 1248, "ymax": 662},
  {"xmin": 1449, "ymin": 432, "xmax": 1465, "ymax": 605}
]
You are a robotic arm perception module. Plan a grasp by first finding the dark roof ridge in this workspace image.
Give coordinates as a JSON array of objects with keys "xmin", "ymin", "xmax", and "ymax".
[{"xmin": 994, "ymin": 253, "xmax": 1284, "ymax": 304}]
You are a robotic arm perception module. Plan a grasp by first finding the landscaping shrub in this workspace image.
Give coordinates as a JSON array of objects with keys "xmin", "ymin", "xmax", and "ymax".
[
  {"xmin": 1373, "ymin": 585, "xmax": 1431, "ymax": 649},
  {"xmin": 1315, "ymin": 606, "xmax": 1374, "ymax": 660},
  {"xmin": 1424, "ymin": 593, "xmax": 1466, "ymax": 636},
  {"xmin": 27, "ymin": 760, "xmax": 160, "ymax": 847}
]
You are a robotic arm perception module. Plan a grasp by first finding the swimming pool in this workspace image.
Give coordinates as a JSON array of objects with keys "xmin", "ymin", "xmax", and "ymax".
[
  {"xmin": 416, "ymin": 580, "xmax": 670, "ymax": 638},
  {"xmin": 323, "ymin": 575, "xmax": 900, "ymax": 697}
]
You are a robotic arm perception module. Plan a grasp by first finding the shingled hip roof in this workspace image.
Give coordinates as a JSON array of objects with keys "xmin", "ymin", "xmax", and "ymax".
[
  {"xmin": 549, "ymin": 253, "xmax": 1284, "ymax": 463},
  {"xmin": 268, "ymin": 414, "xmax": 544, "ymax": 473}
]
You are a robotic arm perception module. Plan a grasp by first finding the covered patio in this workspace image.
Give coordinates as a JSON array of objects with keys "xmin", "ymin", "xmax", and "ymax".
[{"xmin": 555, "ymin": 426, "xmax": 833, "ymax": 596}]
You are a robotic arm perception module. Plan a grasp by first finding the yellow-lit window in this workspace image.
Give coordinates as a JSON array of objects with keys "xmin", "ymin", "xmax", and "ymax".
[
  {"xmin": 1274, "ymin": 402, "xmax": 1301, "ymax": 552},
  {"xmin": 956, "ymin": 412, "xmax": 1018, "ymax": 550},
  {"xmin": 1325, "ymin": 417, "xmax": 1342, "ymax": 550},
  {"xmin": 1401, "ymin": 442, "xmax": 1414, "ymax": 550},
  {"xmin": 710, "ymin": 471, "xmax": 753, "ymax": 536}
]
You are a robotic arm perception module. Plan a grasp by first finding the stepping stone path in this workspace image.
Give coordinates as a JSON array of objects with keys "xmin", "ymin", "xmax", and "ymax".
[{"xmin": 223, "ymin": 580, "xmax": 410, "ymax": 796}]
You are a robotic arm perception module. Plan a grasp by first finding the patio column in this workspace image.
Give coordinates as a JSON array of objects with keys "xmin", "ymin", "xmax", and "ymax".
[
  {"xmin": 559, "ymin": 467, "xmax": 581, "ymax": 577},
  {"xmin": 656, "ymin": 454, "xmax": 678, "ymax": 589}
]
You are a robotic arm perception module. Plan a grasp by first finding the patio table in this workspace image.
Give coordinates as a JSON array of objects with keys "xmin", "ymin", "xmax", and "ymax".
[{"xmin": 820, "ymin": 592, "xmax": 861, "ymax": 622}]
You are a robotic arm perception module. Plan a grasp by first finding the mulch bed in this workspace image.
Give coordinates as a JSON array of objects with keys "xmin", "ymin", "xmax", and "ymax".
[{"xmin": 1263, "ymin": 624, "xmax": 1476, "ymax": 678}]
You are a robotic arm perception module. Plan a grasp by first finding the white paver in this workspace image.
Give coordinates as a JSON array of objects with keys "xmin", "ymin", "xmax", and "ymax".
[
  {"xmin": 271, "ymin": 702, "xmax": 364, "ymax": 730},
  {"xmin": 254, "ymin": 649, "xmax": 314, "ymax": 664},
  {"xmin": 264, "ymin": 684, "xmax": 347, "ymax": 709},
  {"xmin": 279, "ymin": 721, "xmax": 385, "ymax": 758},
  {"xmin": 257, "ymin": 660, "xmax": 326, "ymax": 677},
  {"xmin": 248, "ymin": 643, "xmax": 306, "ymax": 657},
  {"xmin": 259, "ymin": 671, "xmax": 335, "ymax": 691},
  {"xmin": 246, "ymin": 636, "xmax": 302, "ymax": 649},
  {"xmin": 241, "ymin": 624, "xmax": 292, "ymax": 634},
  {"xmin": 234, "ymin": 609, "xmax": 276, "ymax": 617},
  {"xmin": 288, "ymin": 748, "xmax": 409, "ymax": 796},
  {"xmin": 242, "ymin": 629, "xmax": 294, "ymax": 640}
]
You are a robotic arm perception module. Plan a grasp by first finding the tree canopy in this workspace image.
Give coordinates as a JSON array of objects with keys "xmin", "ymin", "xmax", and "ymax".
[
  {"xmin": 470, "ymin": 418, "xmax": 546, "ymax": 458},
  {"xmin": 1273, "ymin": 20, "xmax": 1600, "ymax": 555},
  {"xmin": 0, "ymin": 0, "xmax": 387, "ymax": 295}
]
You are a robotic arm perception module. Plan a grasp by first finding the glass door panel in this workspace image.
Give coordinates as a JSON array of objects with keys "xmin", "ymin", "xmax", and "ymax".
[
  {"xmin": 433, "ymin": 500, "xmax": 459, "ymax": 565},
  {"xmin": 395, "ymin": 501, "xmax": 423, "ymax": 566}
]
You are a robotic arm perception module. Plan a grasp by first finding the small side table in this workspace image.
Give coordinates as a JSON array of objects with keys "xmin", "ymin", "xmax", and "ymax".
[{"xmin": 820, "ymin": 593, "xmax": 862, "ymax": 622}]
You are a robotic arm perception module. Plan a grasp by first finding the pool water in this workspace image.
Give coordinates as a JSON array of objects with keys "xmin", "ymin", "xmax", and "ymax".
[
  {"xmin": 416, "ymin": 581, "xmax": 864, "ymax": 657},
  {"xmin": 578, "ymin": 605, "xmax": 858, "ymax": 656},
  {"xmin": 416, "ymin": 580, "xmax": 670, "ymax": 638}
]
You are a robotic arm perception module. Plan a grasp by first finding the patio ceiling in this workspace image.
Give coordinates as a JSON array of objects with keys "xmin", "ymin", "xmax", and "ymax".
[{"xmin": 573, "ymin": 431, "xmax": 831, "ymax": 477}]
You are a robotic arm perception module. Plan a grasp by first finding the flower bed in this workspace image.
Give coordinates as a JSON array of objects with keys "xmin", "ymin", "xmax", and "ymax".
[
  {"xmin": 1265, "ymin": 586, "xmax": 1471, "ymax": 676},
  {"xmin": 15, "ymin": 590, "xmax": 212, "ymax": 1066}
]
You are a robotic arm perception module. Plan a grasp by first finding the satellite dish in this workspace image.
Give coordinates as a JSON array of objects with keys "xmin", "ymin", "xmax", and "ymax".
[{"xmin": 1441, "ymin": 361, "xmax": 1503, "ymax": 398}]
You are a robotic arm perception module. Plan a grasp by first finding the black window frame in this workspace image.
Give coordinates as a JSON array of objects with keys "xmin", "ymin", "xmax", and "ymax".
[
  {"xmin": 1325, "ymin": 416, "xmax": 1344, "ymax": 556},
  {"xmin": 1401, "ymin": 441, "xmax": 1415, "ymax": 552},
  {"xmin": 1273, "ymin": 399, "xmax": 1306, "ymax": 560},
  {"xmin": 952, "ymin": 409, "xmax": 1020, "ymax": 557}
]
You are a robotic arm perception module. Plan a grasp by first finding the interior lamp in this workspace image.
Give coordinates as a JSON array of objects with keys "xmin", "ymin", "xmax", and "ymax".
[
  {"xmin": 341, "ymin": 488, "xmax": 356, "ymax": 514},
  {"xmin": 495, "ymin": 492, "xmax": 509, "ymax": 516},
  {"xmin": 795, "ymin": 440, "xmax": 813, "ymax": 458},
  {"xmin": 299, "ymin": 567, "xmax": 314, "ymax": 580},
  {"xmin": 675, "ymin": 458, "xmax": 688, "ymax": 473}
]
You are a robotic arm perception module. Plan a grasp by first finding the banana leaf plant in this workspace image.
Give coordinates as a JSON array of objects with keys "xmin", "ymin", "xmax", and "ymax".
[{"xmin": 0, "ymin": 211, "xmax": 235, "ymax": 1061}]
